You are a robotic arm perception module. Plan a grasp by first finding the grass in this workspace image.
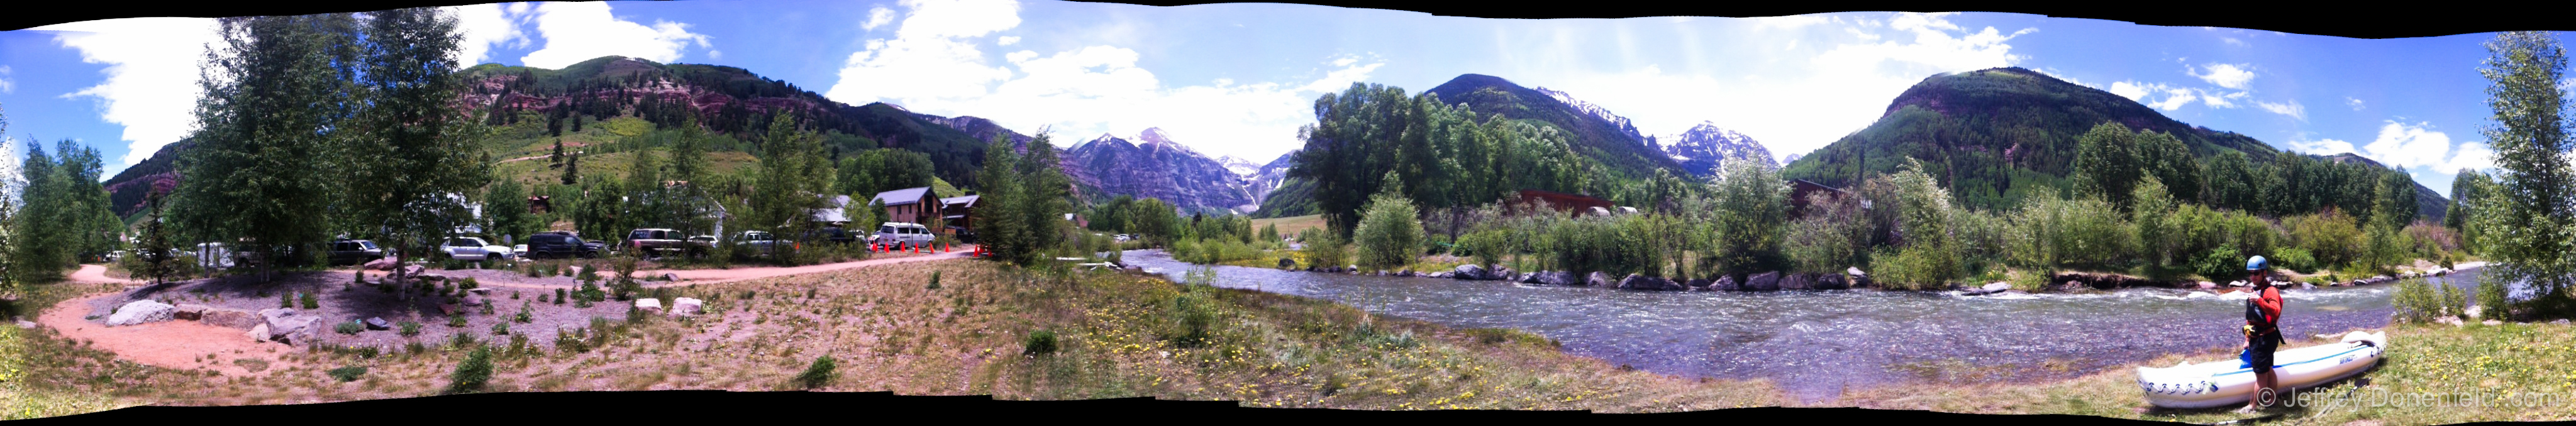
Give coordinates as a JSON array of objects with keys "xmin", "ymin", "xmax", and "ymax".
[{"xmin": 1250, "ymin": 215, "xmax": 1327, "ymax": 241}]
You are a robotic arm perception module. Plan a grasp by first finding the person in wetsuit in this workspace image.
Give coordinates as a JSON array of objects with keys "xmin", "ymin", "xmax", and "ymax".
[{"xmin": 2240, "ymin": 255, "xmax": 2286, "ymax": 412}]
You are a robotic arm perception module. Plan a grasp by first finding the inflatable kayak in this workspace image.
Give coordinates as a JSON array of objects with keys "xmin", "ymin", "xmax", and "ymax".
[{"xmin": 2136, "ymin": 330, "xmax": 2387, "ymax": 409}]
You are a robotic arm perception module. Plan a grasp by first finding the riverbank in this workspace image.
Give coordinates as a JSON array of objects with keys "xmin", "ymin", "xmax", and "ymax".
[{"xmin": 6, "ymin": 258, "xmax": 1787, "ymax": 418}]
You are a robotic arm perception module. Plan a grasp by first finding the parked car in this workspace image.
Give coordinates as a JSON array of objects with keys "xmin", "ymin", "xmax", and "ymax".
[
  {"xmin": 805, "ymin": 226, "xmax": 860, "ymax": 245},
  {"xmin": 871, "ymin": 222, "xmax": 934, "ymax": 249},
  {"xmin": 441, "ymin": 237, "xmax": 499, "ymax": 261},
  {"xmin": 328, "ymin": 239, "xmax": 386, "ymax": 266},
  {"xmin": 687, "ymin": 235, "xmax": 718, "ymax": 249},
  {"xmin": 735, "ymin": 231, "xmax": 791, "ymax": 257},
  {"xmin": 525, "ymin": 232, "xmax": 604, "ymax": 259},
  {"xmin": 624, "ymin": 228, "xmax": 696, "ymax": 258}
]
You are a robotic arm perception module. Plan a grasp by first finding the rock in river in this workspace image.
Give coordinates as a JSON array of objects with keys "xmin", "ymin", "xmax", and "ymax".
[
  {"xmin": 1454, "ymin": 264, "xmax": 1489, "ymax": 280},
  {"xmin": 1585, "ymin": 271, "xmax": 1618, "ymax": 287},
  {"xmin": 1744, "ymin": 272, "xmax": 1781, "ymax": 291},
  {"xmin": 1711, "ymin": 275, "xmax": 1741, "ymax": 291},
  {"xmin": 1618, "ymin": 274, "xmax": 1682, "ymax": 291}
]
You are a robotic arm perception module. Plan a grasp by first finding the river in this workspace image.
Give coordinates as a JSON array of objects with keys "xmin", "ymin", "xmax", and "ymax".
[{"xmin": 1121, "ymin": 249, "xmax": 2493, "ymax": 402}]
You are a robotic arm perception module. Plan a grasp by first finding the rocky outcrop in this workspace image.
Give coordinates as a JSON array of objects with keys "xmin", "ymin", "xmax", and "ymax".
[
  {"xmin": 1711, "ymin": 275, "xmax": 1741, "ymax": 291},
  {"xmin": 1744, "ymin": 272, "xmax": 1781, "ymax": 291},
  {"xmin": 107, "ymin": 300, "xmax": 177, "ymax": 326},
  {"xmin": 1453, "ymin": 265, "xmax": 1491, "ymax": 280}
]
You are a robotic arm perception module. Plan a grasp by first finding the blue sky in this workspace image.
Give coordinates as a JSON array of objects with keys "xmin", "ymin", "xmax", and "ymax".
[{"xmin": 3, "ymin": 1, "xmax": 2559, "ymax": 199}]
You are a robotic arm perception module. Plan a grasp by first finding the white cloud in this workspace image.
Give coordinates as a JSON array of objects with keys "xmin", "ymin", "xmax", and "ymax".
[
  {"xmin": 518, "ymin": 2, "xmax": 713, "ymax": 68},
  {"xmin": 998, "ymin": 36, "xmax": 1019, "ymax": 46},
  {"xmin": 2357, "ymin": 121, "xmax": 2455, "ymax": 170},
  {"xmin": 2223, "ymin": 37, "xmax": 2246, "ymax": 47},
  {"xmin": 2147, "ymin": 87, "xmax": 2197, "ymax": 111},
  {"xmin": 2109, "ymin": 80, "xmax": 2158, "ymax": 101},
  {"xmin": 1545, "ymin": 12, "xmax": 2032, "ymax": 158},
  {"xmin": 31, "ymin": 17, "xmax": 223, "ymax": 167},
  {"xmin": 863, "ymin": 6, "xmax": 895, "ymax": 30},
  {"xmin": 2440, "ymin": 141, "xmax": 2496, "ymax": 173},
  {"xmin": 2255, "ymin": 100, "xmax": 2305, "ymax": 120},
  {"xmin": 2346, "ymin": 97, "xmax": 2364, "ymax": 111},
  {"xmin": 2284, "ymin": 138, "xmax": 2358, "ymax": 156},
  {"xmin": 823, "ymin": 0, "xmax": 1383, "ymax": 161},
  {"xmin": 0, "ymin": 65, "xmax": 13, "ymax": 94},
  {"xmin": 708, "ymin": 50, "xmax": 722, "ymax": 60},
  {"xmin": 2197, "ymin": 89, "xmax": 2246, "ymax": 109},
  {"xmin": 2189, "ymin": 63, "xmax": 2255, "ymax": 89},
  {"xmin": 445, "ymin": 3, "xmax": 528, "ymax": 68}
]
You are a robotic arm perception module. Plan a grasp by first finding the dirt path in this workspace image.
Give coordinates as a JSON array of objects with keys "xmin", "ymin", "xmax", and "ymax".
[
  {"xmin": 69, "ymin": 264, "xmax": 129, "ymax": 284},
  {"xmin": 37, "ymin": 293, "xmax": 304, "ymax": 377}
]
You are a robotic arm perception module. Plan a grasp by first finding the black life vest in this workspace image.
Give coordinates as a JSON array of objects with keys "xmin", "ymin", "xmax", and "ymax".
[{"xmin": 2243, "ymin": 293, "xmax": 2279, "ymax": 336}]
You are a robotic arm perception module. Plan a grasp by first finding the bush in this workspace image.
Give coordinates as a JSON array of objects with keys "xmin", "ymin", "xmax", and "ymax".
[
  {"xmin": 1023, "ymin": 329, "xmax": 1058, "ymax": 355},
  {"xmin": 1352, "ymin": 188, "xmax": 1424, "ymax": 271},
  {"xmin": 328, "ymin": 366, "xmax": 368, "ymax": 383},
  {"xmin": 300, "ymin": 292, "xmax": 319, "ymax": 310},
  {"xmin": 796, "ymin": 356, "xmax": 838, "ymax": 390},
  {"xmin": 2475, "ymin": 273, "xmax": 2512, "ymax": 320},
  {"xmin": 1169, "ymin": 294, "xmax": 1215, "ymax": 348},
  {"xmin": 1302, "ymin": 231, "xmax": 1349, "ymax": 271},
  {"xmin": 928, "ymin": 271, "xmax": 942, "ymax": 290},
  {"xmin": 397, "ymin": 320, "xmax": 421, "ymax": 337},
  {"xmin": 335, "ymin": 320, "xmax": 365, "ymax": 335},
  {"xmin": 279, "ymin": 292, "xmax": 293, "ymax": 309},
  {"xmin": 447, "ymin": 315, "xmax": 468, "ymax": 328},
  {"xmin": 2275, "ymin": 247, "xmax": 2319, "ymax": 274},
  {"xmin": 491, "ymin": 322, "xmax": 510, "ymax": 336},
  {"xmin": 554, "ymin": 288, "xmax": 567, "ymax": 305},
  {"xmin": 2393, "ymin": 278, "xmax": 2438, "ymax": 323},
  {"xmin": 2194, "ymin": 246, "xmax": 2245, "ymax": 281},
  {"xmin": 447, "ymin": 346, "xmax": 492, "ymax": 394}
]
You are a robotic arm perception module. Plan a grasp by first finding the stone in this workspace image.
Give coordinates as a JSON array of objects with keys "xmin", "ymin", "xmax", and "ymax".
[
  {"xmin": 463, "ymin": 295, "xmax": 487, "ymax": 307},
  {"xmin": 365, "ymin": 317, "xmax": 391, "ymax": 330},
  {"xmin": 2300, "ymin": 282, "xmax": 2317, "ymax": 290},
  {"xmin": 1962, "ymin": 282, "xmax": 2013, "ymax": 296},
  {"xmin": 1814, "ymin": 274, "xmax": 1850, "ymax": 290},
  {"xmin": 172, "ymin": 304, "xmax": 208, "ymax": 320},
  {"xmin": 672, "ymin": 297, "xmax": 705, "ymax": 316},
  {"xmin": 1454, "ymin": 264, "xmax": 1489, "ymax": 280},
  {"xmin": 2063, "ymin": 280, "xmax": 2085, "ymax": 291},
  {"xmin": 2346, "ymin": 280, "xmax": 2365, "ymax": 287},
  {"xmin": 1846, "ymin": 268, "xmax": 1873, "ymax": 288},
  {"xmin": 106, "ymin": 300, "xmax": 177, "ymax": 326},
  {"xmin": 199, "ymin": 309, "xmax": 262, "ymax": 330},
  {"xmin": 2555, "ymin": 319, "xmax": 2570, "ymax": 325},
  {"xmin": 1535, "ymin": 271, "xmax": 1582, "ymax": 287},
  {"xmin": 1779, "ymin": 273, "xmax": 1814, "ymax": 290},
  {"xmin": 1745, "ymin": 272, "xmax": 1781, "ymax": 291},
  {"xmin": 663, "ymin": 273, "xmax": 680, "ymax": 281},
  {"xmin": 1616, "ymin": 274, "xmax": 1680, "ymax": 291},
  {"xmin": 262, "ymin": 311, "xmax": 318, "ymax": 344},
  {"xmin": 364, "ymin": 256, "xmax": 399, "ymax": 271},
  {"xmin": 1712, "ymin": 275, "xmax": 1741, "ymax": 291},
  {"xmin": 1585, "ymin": 271, "xmax": 1617, "ymax": 287},
  {"xmin": 635, "ymin": 298, "xmax": 664, "ymax": 314},
  {"xmin": 1492, "ymin": 266, "xmax": 1517, "ymax": 281},
  {"xmin": 401, "ymin": 265, "xmax": 427, "ymax": 276},
  {"xmin": 1685, "ymin": 278, "xmax": 1713, "ymax": 290},
  {"xmin": 247, "ymin": 324, "xmax": 270, "ymax": 342},
  {"xmin": 1279, "ymin": 258, "xmax": 1299, "ymax": 270},
  {"xmin": 469, "ymin": 288, "xmax": 494, "ymax": 295},
  {"xmin": 1430, "ymin": 272, "xmax": 1453, "ymax": 279}
]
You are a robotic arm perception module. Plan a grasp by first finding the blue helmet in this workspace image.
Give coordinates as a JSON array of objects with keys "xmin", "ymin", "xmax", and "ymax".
[{"xmin": 2246, "ymin": 255, "xmax": 2268, "ymax": 271}]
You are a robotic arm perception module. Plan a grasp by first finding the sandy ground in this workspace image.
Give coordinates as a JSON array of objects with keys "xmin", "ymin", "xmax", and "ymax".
[
  {"xmin": 35, "ymin": 246, "xmax": 980, "ymax": 380},
  {"xmin": 42, "ymin": 266, "xmax": 305, "ymax": 377}
]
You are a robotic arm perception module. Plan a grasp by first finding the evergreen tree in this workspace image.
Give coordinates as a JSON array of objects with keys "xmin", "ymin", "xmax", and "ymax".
[
  {"xmin": 136, "ymin": 192, "xmax": 179, "ymax": 286},
  {"xmin": 1016, "ymin": 133, "xmax": 1073, "ymax": 258},
  {"xmin": 562, "ymin": 151, "xmax": 580, "ymax": 185},
  {"xmin": 973, "ymin": 135, "xmax": 1028, "ymax": 264}
]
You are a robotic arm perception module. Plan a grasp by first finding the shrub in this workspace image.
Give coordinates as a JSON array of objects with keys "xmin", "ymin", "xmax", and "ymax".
[
  {"xmin": 1169, "ymin": 294, "xmax": 1215, "ymax": 347},
  {"xmin": 1023, "ymin": 329, "xmax": 1058, "ymax": 355},
  {"xmin": 491, "ymin": 322, "xmax": 510, "ymax": 336},
  {"xmin": 928, "ymin": 271, "xmax": 942, "ymax": 290},
  {"xmin": 279, "ymin": 292, "xmax": 293, "ymax": 309},
  {"xmin": 447, "ymin": 346, "xmax": 492, "ymax": 394},
  {"xmin": 1352, "ymin": 183, "xmax": 1425, "ymax": 271},
  {"xmin": 398, "ymin": 320, "xmax": 421, "ymax": 337},
  {"xmin": 2193, "ymin": 246, "xmax": 2245, "ymax": 281},
  {"xmin": 2275, "ymin": 247, "xmax": 2319, "ymax": 274},
  {"xmin": 447, "ymin": 315, "xmax": 468, "ymax": 328},
  {"xmin": 335, "ymin": 320, "xmax": 365, "ymax": 335},
  {"xmin": 2393, "ymin": 278, "xmax": 2436, "ymax": 323},
  {"xmin": 2475, "ymin": 273, "xmax": 2512, "ymax": 320},
  {"xmin": 328, "ymin": 366, "xmax": 368, "ymax": 383},
  {"xmin": 1457, "ymin": 229, "xmax": 1506, "ymax": 269},
  {"xmin": 796, "ymin": 356, "xmax": 838, "ymax": 390},
  {"xmin": 1302, "ymin": 231, "xmax": 1350, "ymax": 271},
  {"xmin": 555, "ymin": 288, "xmax": 567, "ymax": 305}
]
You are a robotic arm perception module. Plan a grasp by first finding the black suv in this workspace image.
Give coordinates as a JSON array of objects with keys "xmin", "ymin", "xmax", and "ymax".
[
  {"xmin": 328, "ymin": 239, "xmax": 386, "ymax": 266},
  {"xmin": 805, "ymin": 226, "xmax": 860, "ymax": 245},
  {"xmin": 525, "ymin": 232, "xmax": 604, "ymax": 259}
]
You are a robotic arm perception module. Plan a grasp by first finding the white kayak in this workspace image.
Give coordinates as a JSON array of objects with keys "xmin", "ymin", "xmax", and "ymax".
[{"xmin": 2136, "ymin": 330, "xmax": 2387, "ymax": 409}]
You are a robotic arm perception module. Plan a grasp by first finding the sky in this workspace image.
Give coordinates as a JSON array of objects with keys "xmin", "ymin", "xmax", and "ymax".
[{"xmin": 1, "ymin": 1, "xmax": 2560, "ymax": 199}]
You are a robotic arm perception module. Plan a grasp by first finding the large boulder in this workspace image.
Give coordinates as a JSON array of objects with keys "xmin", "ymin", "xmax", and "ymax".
[
  {"xmin": 1814, "ymin": 273, "xmax": 1850, "ymax": 290},
  {"xmin": 1963, "ymin": 282, "xmax": 2014, "ymax": 296},
  {"xmin": 1454, "ymin": 264, "xmax": 1489, "ymax": 280},
  {"xmin": 1846, "ymin": 267, "xmax": 1872, "ymax": 288},
  {"xmin": 364, "ymin": 256, "xmax": 400, "ymax": 271},
  {"xmin": 462, "ymin": 294, "xmax": 487, "ymax": 307},
  {"xmin": 106, "ymin": 300, "xmax": 178, "ymax": 326},
  {"xmin": 1492, "ymin": 266, "xmax": 1517, "ymax": 281},
  {"xmin": 1585, "ymin": 271, "xmax": 1618, "ymax": 287},
  {"xmin": 247, "ymin": 324, "xmax": 270, "ymax": 342},
  {"xmin": 258, "ymin": 308, "xmax": 318, "ymax": 344},
  {"xmin": 635, "ymin": 298, "xmax": 664, "ymax": 314},
  {"xmin": 1779, "ymin": 273, "xmax": 1815, "ymax": 290},
  {"xmin": 1711, "ymin": 275, "xmax": 1741, "ymax": 291},
  {"xmin": 1745, "ymin": 272, "xmax": 1781, "ymax": 291},
  {"xmin": 1684, "ymin": 278, "xmax": 1713, "ymax": 290},
  {"xmin": 1619, "ymin": 275, "xmax": 1682, "ymax": 291},
  {"xmin": 672, "ymin": 297, "xmax": 705, "ymax": 316},
  {"xmin": 199, "ymin": 309, "xmax": 263, "ymax": 330},
  {"xmin": 172, "ymin": 303, "xmax": 209, "ymax": 321}
]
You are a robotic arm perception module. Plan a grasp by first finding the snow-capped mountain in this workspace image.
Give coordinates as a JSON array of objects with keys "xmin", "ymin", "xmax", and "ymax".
[
  {"xmin": 1660, "ymin": 121, "xmax": 1778, "ymax": 176},
  {"xmin": 1533, "ymin": 86, "xmax": 1649, "ymax": 146}
]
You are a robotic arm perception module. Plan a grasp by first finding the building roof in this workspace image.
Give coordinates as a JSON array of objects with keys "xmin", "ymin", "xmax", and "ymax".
[
  {"xmin": 813, "ymin": 194, "xmax": 852, "ymax": 222},
  {"xmin": 940, "ymin": 194, "xmax": 980, "ymax": 207},
  {"xmin": 872, "ymin": 187, "xmax": 933, "ymax": 207}
]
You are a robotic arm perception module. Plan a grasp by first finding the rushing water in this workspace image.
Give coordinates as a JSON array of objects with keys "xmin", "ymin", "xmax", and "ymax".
[{"xmin": 1121, "ymin": 249, "xmax": 2496, "ymax": 402}]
